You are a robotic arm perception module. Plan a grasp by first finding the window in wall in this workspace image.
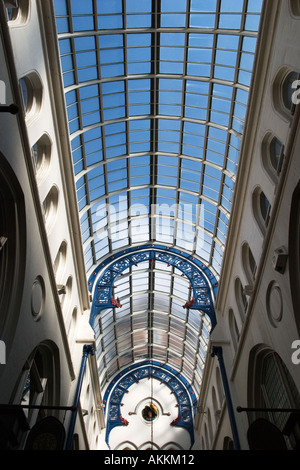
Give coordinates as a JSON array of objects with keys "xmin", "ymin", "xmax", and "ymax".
[
  {"xmin": 16, "ymin": 344, "xmax": 59, "ymax": 433},
  {"xmin": 289, "ymin": 180, "xmax": 300, "ymax": 337},
  {"xmin": 207, "ymin": 408, "xmax": 213, "ymax": 448},
  {"xmin": 235, "ymin": 277, "xmax": 248, "ymax": 323},
  {"xmin": 273, "ymin": 68, "xmax": 299, "ymax": 118},
  {"xmin": 60, "ymin": 276, "xmax": 73, "ymax": 315},
  {"xmin": 21, "ymin": 353, "xmax": 47, "ymax": 425},
  {"xmin": 19, "ymin": 72, "xmax": 43, "ymax": 120},
  {"xmin": 260, "ymin": 191, "xmax": 271, "ymax": 226},
  {"xmin": 269, "ymin": 137, "xmax": 284, "ymax": 173},
  {"xmin": 290, "ymin": 0, "xmax": 300, "ymax": 16},
  {"xmin": 31, "ymin": 134, "xmax": 52, "ymax": 182},
  {"xmin": 223, "ymin": 436, "xmax": 234, "ymax": 450},
  {"xmin": 229, "ymin": 308, "xmax": 240, "ymax": 352},
  {"xmin": 253, "ymin": 187, "xmax": 271, "ymax": 235},
  {"xmin": 262, "ymin": 133, "xmax": 285, "ymax": 185},
  {"xmin": 5, "ymin": 0, "xmax": 30, "ymax": 23},
  {"xmin": 216, "ymin": 367, "xmax": 224, "ymax": 410},
  {"xmin": 0, "ymin": 155, "xmax": 26, "ymax": 352},
  {"xmin": 212, "ymin": 386, "xmax": 220, "ymax": 425},
  {"xmin": 53, "ymin": 241, "xmax": 67, "ymax": 282},
  {"xmin": 20, "ymin": 77, "xmax": 29, "ymax": 110},
  {"xmin": 0, "ymin": 174, "xmax": 13, "ymax": 334},
  {"xmin": 282, "ymin": 71, "xmax": 299, "ymax": 112},
  {"xmin": 251, "ymin": 349, "xmax": 300, "ymax": 443},
  {"xmin": 242, "ymin": 242, "xmax": 257, "ymax": 287},
  {"xmin": 6, "ymin": 6, "xmax": 18, "ymax": 21},
  {"xmin": 42, "ymin": 185, "xmax": 59, "ymax": 232}
]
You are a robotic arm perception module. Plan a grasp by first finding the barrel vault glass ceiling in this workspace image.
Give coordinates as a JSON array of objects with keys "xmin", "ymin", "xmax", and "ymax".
[{"xmin": 54, "ymin": 0, "xmax": 263, "ymax": 395}]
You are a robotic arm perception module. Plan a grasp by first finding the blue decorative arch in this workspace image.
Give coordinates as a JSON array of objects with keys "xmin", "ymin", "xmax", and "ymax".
[
  {"xmin": 103, "ymin": 360, "xmax": 197, "ymax": 448},
  {"xmin": 88, "ymin": 244, "xmax": 218, "ymax": 330}
]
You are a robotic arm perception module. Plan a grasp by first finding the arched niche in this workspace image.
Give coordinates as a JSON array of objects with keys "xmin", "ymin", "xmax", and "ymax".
[
  {"xmin": 6, "ymin": 0, "xmax": 30, "ymax": 25},
  {"xmin": 273, "ymin": 67, "xmax": 299, "ymax": 120},
  {"xmin": 88, "ymin": 245, "xmax": 218, "ymax": 329},
  {"xmin": 261, "ymin": 132, "xmax": 284, "ymax": 185},
  {"xmin": 31, "ymin": 133, "xmax": 52, "ymax": 183},
  {"xmin": 241, "ymin": 242, "xmax": 257, "ymax": 287},
  {"xmin": 42, "ymin": 185, "xmax": 59, "ymax": 233},
  {"xmin": 234, "ymin": 277, "xmax": 248, "ymax": 323},
  {"xmin": 11, "ymin": 340, "xmax": 61, "ymax": 434},
  {"xmin": 252, "ymin": 186, "xmax": 271, "ymax": 236},
  {"xmin": 289, "ymin": 179, "xmax": 300, "ymax": 336},
  {"xmin": 19, "ymin": 71, "xmax": 43, "ymax": 122},
  {"xmin": 247, "ymin": 344, "xmax": 300, "ymax": 449},
  {"xmin": 0, "ymin": 153, "xmax": 26, "ymax": 358}
]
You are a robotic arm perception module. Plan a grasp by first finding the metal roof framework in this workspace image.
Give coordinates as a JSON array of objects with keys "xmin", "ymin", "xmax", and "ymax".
[{"xmin": 54, "ymin": 0, "xmax": 262, "ymax": 395}]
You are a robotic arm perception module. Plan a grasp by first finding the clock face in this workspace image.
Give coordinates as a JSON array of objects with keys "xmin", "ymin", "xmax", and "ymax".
[{"xmin": 32, "ymin": 433, "xmax": 58, "ymax": 450}]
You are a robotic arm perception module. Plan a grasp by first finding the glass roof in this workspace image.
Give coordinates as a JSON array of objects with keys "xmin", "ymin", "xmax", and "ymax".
[{"xmin": 54, "ymin": 0, "xmax": 263, "ymax": 395}]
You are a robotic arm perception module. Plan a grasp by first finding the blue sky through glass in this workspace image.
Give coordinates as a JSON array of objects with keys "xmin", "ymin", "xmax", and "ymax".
[{"xmin": 54, "ymin": 0, "xmax": 263, "ymax": 393}]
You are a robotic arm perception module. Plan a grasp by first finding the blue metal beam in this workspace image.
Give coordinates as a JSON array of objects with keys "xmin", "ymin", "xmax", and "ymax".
[
  {"xmin": 103, "ymin": 360, "xmax": 197, "ymax": 449},
  {"xmin": 88, "ymin": 244, "xmax": 218, "ymax": 330},
  {"xmin": 65, "ymin": 345, "xmax": 94, "ymax": 450},
  {"xmin": 211, "ymin": 346, "xmax": 241, "ymax": 450}
]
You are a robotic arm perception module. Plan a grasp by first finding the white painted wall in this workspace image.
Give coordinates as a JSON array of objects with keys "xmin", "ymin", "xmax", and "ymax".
[{"xmin": 108, "ymin": 377, "xmax": 192, "ymax": 450}]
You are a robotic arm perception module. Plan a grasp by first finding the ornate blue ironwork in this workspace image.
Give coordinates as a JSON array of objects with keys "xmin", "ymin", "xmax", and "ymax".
[
  {"xmin": 103, "ymin": 360, "xmax": 197, "ymax": 448},
  {"xmin": 88, "ymin": 244, "xmax": 218, "ymax": 330}
]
